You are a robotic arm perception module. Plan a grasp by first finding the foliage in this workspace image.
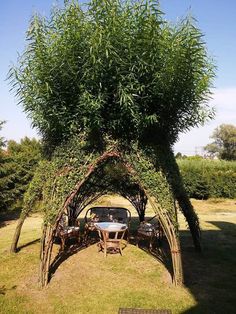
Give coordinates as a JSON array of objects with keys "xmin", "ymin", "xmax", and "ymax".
[
  {"xmin": 0, "ymin": 121, "xmax": 12, "ymax": 211},
  {"xmin": 9, "ymin": 0, "xmax": 215, "ymax": 150},
  {"xmin": 204, "ymin": 124, "xmax": 236, "ymax": 160},
  {"xmin": 0, "ymin": 121, "xmax": 6, "ymax": 148},
  {"xmin": 0, "ymin": 137, "xmax": 42, "ymax": 211},
  {"xmin": 22, "ymin": 136, "xmax": 175, "ymax": 226},
  {"xmin": 175, "ymin": 152, "xmax": 185, "ymax": 159},
  {"xmin": 178, "ymin": 158, "xmax": 236, "ymax": 199},
  {"xmin": 23, "ymin": 136, "xmax": 99, "ymax": 223},
  {"xmin": 21, "ymin": 160, "xmax": 50, "ymax": 215},
  {"xmin": 180, "ymin": 167, "xmax": 210, "ymax": 200}
]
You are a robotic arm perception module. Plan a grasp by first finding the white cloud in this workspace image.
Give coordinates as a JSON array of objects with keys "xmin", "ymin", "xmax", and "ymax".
[{"xmin": 174, "ymin": 87, "xmax": 236, "ymax": 155}]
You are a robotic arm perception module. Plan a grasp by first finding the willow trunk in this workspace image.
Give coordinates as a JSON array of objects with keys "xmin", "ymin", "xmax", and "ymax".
[
  {"xmin": 156, "ymin": 146, "xmax": 201, "ymax": 252},
  {"xmin": 10, "ymin": 211, "xmax": 28, "ymax": 253}
]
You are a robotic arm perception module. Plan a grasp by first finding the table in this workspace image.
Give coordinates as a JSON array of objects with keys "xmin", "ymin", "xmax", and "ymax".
[{"xmin": 95, "ymin": 222, "xmax": 128, "ymax": 256}]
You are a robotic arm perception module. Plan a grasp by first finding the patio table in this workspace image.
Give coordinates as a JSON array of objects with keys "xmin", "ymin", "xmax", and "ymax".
[{"xmin": 95, "ymin": 222, "xmax": 128, "ymax": 256}]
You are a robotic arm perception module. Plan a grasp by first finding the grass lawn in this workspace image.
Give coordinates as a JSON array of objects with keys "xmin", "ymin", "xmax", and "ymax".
[{"xmin": 0, "ymin": 197, "xmax": 236, "ymax": 314}]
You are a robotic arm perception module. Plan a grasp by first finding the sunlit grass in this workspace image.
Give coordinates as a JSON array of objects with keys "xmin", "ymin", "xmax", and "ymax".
[{"xmin": 0, "ymin": 198, "xmax": 236, "ymax": 313}]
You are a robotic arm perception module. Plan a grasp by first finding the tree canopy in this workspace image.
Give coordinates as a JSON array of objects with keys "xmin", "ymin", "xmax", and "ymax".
[
  {"xmin": 0, "ymin": 121, "xmax": 6, "ymax": 148},
  {"xmin": 9, "ymin": 0, "xmax": 215, "ymax": 151},
  {"xmin": 0, "ymin": 135, "xmax": 42, "ymax": 211},
  {"xmin": 205, "ymin": 124, "xmax": 236, "ymax": 160}
]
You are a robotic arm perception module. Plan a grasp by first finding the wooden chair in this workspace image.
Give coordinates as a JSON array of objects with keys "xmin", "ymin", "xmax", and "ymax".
[
  {"xmin": 108, "ymin": 207, "xmax": 131, "ymax": 225},
  {"xmin": 136, "ymin": 221, "xmax": 163, "ymax": 251},
  {"xmin": 96, "ymin": 225, "xmax": 128, "ymax": 257},
  {"xmin": 56, "ymin": 215, "xmax": 80, "ymax": 251}
]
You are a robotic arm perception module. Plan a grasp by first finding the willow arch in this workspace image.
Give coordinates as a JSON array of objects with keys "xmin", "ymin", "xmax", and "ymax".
[
  {"xmin": 52, "ymin": 151, "xmax": 148, "ymax": 225},
  {"xmin": 11, "ymin": 137, "xmax": 202, "ymax": 289},
  {"xmin": 37, "ymin": 149, "xmax": 183, "ymax": 287}
]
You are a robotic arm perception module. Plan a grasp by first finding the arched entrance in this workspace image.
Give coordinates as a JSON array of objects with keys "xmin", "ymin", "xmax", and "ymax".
[{"xmin": 39, "ymin": 151, "xmax": 183, "ymax": 287}]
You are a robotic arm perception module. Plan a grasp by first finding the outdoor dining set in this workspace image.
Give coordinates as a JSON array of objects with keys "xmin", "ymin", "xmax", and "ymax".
[{"xmin": 56, "ymin": 206, "xmax": 163, "ymax": 256}]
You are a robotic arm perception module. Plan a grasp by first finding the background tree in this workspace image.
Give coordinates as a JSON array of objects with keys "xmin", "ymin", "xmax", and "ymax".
[
  {"xmin": 6, "ymin": 138, "xmax": 42, "ymax": 204},
  {"xmin": 0, "ymin": 121, "xmax": 6, "ymax": 148},
  {"xmin": 0, "ymin": 135, "xmax": 42, "ymax": 212},
  {"xmin": 205, "ymin": 124, "xmax": 236, "ymax": 160},
  {"xmin": 0, "ymin": 121, "xmax": 11, "ymax": 211}
]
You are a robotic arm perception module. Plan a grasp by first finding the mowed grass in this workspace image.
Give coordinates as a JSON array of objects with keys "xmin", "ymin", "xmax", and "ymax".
[{"xmin": 0, "ymin": 197, "xmax": 236, "ymax": 314}]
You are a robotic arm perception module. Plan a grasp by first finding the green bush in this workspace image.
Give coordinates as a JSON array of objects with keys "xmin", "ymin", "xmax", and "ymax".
[
  {"xmin": 0, "ymin": 138, "xmax": 42, "ymax": 212},
  {"xmin": 177, "ymin": 158, "xmax": 236, "ymax": 199}
]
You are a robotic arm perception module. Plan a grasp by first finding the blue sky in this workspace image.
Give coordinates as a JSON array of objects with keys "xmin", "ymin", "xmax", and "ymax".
[{"xmin": 0, "ymin": 0, "xmax": 236, "ymax": 154}]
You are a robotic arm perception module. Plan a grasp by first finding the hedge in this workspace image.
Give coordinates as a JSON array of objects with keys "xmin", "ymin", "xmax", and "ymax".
[{"xmin": 177, "ymin": 157, "xmax": 236, "ymax": 199}]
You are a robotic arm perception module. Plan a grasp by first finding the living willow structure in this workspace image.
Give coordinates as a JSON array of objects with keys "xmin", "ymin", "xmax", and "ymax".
[{"xmin": 10, "ymin": 1, "xmax": 215, "ymax": 287}]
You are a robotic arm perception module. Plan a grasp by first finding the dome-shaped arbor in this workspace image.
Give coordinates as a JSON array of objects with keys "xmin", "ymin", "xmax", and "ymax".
[
  {"xmin": 57, "ymin": 152, "xmax": 148, "ymax": 225},
  {"xmin": 9, "ymin": 0, "xmax": 211, "ymax": 290},
  {"xmin": 11, "ymin": 138, "xmax": 200, "ymax": 288}
]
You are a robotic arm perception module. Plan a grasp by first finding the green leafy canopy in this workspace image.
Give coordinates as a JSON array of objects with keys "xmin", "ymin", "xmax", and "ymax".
[
  {"xmin": 9, "ymin": 0, "xmax": 215, "ymax": 150},
  {"xmin": 0, "ymin": 136, "xmax": 42, "ymax": 211},
  {"xmin": 205, "ymin": 124, "xmax": 236, "ymax": 160}
]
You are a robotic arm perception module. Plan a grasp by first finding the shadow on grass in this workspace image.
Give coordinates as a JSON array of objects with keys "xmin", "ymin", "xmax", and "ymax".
[
  {"xmin": 129, "ymin": 217, "xmax": 173, "ymax": 277},
  {"xmin": 49, "ymin": 217, "xmax": 99, "ymax": 282},
  {"xmin": 0, "ymin": 209, "xmax": 21, "ymax": 228},
  {"xmin": 181, "ymin": 221, "xmax": 236, "ymax": 314},
  {"xmin": 49, "ymin": 217, "xmax": 173, "ymax": 284},
  {"xmin": 20, "ymin": 215, "xmax": 235, "ymax": 313},
  {"xmin": 0, "ymin": 285, "xmax": 17, "ymax": 295},
  {"xmin": 17, "ymin": 238, "xmax": 41, "ymax": 252},
  {"xmin": 49, "ymin": 243, "xmax": 88, "ymax": 282}
]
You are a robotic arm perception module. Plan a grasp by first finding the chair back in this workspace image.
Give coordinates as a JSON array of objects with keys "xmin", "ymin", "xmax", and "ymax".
[{"xmin": 85, "ymin": 207, "xmax": 131, "ymax": 225}]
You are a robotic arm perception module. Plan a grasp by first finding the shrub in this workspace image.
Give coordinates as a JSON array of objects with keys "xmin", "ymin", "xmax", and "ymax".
[
  {"xmin": 0, "ymin": 138, "xmax": 42, "ymax": 212},
  {"xmin": 178, "ymin": 158, "xmax": 236, "ymax": 199}
]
